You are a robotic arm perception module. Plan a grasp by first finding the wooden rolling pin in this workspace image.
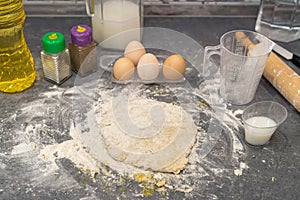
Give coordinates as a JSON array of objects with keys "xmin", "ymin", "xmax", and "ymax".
[{"xmin": 235, "ymin": 32, "xmax": 300, "ymax": 112}]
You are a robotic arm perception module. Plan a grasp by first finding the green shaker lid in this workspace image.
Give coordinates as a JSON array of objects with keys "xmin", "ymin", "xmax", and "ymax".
[{"xmin": 42, "ymin": 32, "xmax": 66, "ymax": 54}]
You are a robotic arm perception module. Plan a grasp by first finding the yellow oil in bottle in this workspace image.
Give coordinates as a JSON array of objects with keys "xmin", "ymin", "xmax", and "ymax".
[{"xmin": 0, "ymin": 0, "xmax": 35, "ymax": 93}]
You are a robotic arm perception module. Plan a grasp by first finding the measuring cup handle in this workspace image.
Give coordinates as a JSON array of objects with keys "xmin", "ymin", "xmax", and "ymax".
[
  {"xmin": 85, "ymin": 0, "xmax": 94, "ymax": 16},
  {"xmin": 203, "ymin": 45, "xmax": 221, "ymax": 77}
]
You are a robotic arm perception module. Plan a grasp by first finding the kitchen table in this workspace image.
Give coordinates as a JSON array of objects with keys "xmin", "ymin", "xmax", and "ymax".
[{"xmin": 0, "ymin": 16, "xmax": 299, "ymax": 200}]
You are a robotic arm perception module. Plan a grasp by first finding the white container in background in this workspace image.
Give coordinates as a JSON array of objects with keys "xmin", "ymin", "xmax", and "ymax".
[{"xmin": 86, "ymin": 0, "xmax": 143, "ymax": 49}]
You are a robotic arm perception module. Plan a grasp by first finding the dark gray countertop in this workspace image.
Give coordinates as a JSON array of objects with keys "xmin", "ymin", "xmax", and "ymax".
[{"xmin": 0, "ymin": 16, "xmax": 299, "ymax": 200}]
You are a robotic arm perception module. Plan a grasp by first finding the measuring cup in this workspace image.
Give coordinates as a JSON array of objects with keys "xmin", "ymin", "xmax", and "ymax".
[
  {"xmin": 203, "ymin": 30, "xmax": 274, "ymax": 105},
  {"xmin": 242, "ymin": 101, "xmax": 287, "ymax": 145}
]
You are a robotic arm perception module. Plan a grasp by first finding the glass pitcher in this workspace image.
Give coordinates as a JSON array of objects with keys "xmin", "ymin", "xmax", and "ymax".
[
  {"xmin": 86, "ymin": 0, "xmax": 143, "ymax": 49},
  {"xmin": 255, "ymin": 0, "xmax": 300, "ymax": 42}
]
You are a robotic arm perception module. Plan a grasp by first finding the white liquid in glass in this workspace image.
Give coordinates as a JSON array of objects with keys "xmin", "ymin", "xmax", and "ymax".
[
  {"xmin": 244, "ymin": 116, "xmax": 277, "ymax": 145},
  {"xmin": 92, "ymin": 0, "xmax": 141, "ymax": 49}
]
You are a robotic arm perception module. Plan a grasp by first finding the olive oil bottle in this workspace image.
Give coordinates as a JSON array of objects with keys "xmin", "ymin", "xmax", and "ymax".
[{"xmin": 0, "ymin": 0, "xmax": 36, "ymax": 93}]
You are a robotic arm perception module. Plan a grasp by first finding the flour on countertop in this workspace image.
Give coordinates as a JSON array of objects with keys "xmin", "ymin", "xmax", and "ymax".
[
  {"xmin": 11, "ymin": 142, "xmax": 36, "ymax": 155},
  {"xmin": 2, "ymin": 74, "xmax": 248, "ymax": 198},
  {"xmin": 234, "ymin": 162, "xmax": 249, "ymax": 176},
  {"xmin": 39, "ymin": 124, "xmax": 101, "ymax": 178}
]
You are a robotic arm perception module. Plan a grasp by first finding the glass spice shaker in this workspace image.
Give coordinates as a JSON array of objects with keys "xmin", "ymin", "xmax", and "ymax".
[
  {"xmin": 69, "ymin": 25, "xmax": 97, "ymax": 77},
  {"xmin": 41, "ymin": 32, "xmax": 72, "ymax": 85}
]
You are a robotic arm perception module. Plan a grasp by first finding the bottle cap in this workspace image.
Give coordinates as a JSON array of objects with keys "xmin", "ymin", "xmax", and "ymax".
[
  {"xmin": 71, "ymin": 25, "xmax": 93, "ymax": 46},
  {"xmin": 42, "ymin": 32, "xmax": 66, "ymax": 54}
]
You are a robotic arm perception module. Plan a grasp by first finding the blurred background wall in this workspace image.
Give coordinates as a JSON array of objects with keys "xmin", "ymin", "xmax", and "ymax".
[{"xmin": 23, "ymin": 0, "xmax": 261, "ymax": 17}]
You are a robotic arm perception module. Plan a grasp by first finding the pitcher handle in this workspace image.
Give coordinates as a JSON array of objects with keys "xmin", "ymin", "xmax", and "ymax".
[
  {"xmin": 85, "ymin": 0, "xmax": 94, "ymax": 16},
  {"xmin": 203, "ymin": 45, "xmax": 221, "ymax": 77}
]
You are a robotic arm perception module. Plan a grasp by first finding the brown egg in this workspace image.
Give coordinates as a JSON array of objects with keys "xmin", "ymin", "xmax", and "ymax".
[
  {"xmin": 163, "ymin": 54, "xmax": 186, "ymax": 80},
  {"xmin": 113, "ymin": 57, "xmax": 135, "ymax": 81},
  {"xmin": 124, "ymin": 41, "xmax": 146, "ymax": 66},
  {"xmin": 137, "ymin": 53, "xmax": 160, "ymax": 81}
]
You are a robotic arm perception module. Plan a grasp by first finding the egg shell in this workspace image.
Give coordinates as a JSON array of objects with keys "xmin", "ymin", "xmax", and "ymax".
[
  {"xmin": 137, "ymin": 53, "xmax": 160, "ymax": 81},
  {"xmin": 113, "ymin": 57, "xmax": 135, "ymax": 81},
  {"xmin": 163, "ymin": 54, "xmax": 186, "ymax": 80},
  {"xmin": 124, "ymin": 41, "xmax": 146, "ymax": 66}
]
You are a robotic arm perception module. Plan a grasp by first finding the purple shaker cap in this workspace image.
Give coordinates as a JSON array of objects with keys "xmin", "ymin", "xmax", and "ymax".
[{"xmin": 71, "ymin": 25, "xmax": 93, "ymax": 46}]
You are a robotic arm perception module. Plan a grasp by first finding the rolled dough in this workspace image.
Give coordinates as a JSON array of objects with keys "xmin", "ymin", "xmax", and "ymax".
[{"xmin": 97, "ymin": 97, "xmax": 198, "ymax": 173}]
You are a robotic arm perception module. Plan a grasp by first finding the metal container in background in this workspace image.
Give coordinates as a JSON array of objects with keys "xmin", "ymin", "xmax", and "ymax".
[
  {"xmin": 255, "ymin": 0, "xmax": 300, "ymax": 42},
  {"xmin": 41, "ymin": 32, "xmax": 72, "ymax": 85}
]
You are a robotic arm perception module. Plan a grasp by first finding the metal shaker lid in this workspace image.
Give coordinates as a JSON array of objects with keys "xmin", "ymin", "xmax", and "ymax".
[{"xmin": 71, "ymin": 25, "xmax": 93, "ymax": 46}]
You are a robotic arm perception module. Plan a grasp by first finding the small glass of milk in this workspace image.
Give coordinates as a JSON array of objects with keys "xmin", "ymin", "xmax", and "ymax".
[{"xmin": 242, "ymin": 101, "xmax": 287, "ymax": 146}]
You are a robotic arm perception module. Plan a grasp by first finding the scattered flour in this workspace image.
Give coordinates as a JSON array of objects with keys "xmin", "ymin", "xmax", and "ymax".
[
  {"xmin": 11, "ymin": 142, "xmax": 36, "ymax": 155},
  {"xmin": 3, "ymin": 74, "xmax": 248, "ymax": 198},
  {"xmin": 234, "ymin": 162, "xmax": 249, "ymax": 176},
  {"xmin": 39, "ymin": 124, "xmax": 101, "ymax": 177}
]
